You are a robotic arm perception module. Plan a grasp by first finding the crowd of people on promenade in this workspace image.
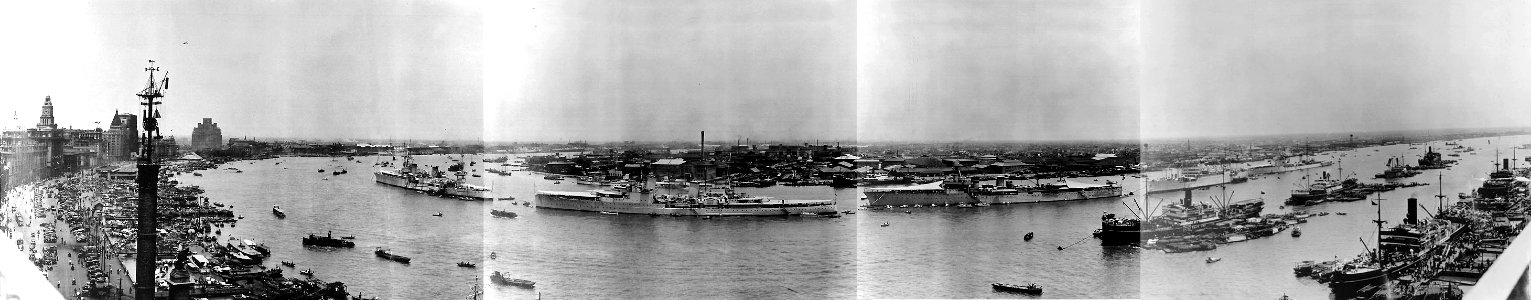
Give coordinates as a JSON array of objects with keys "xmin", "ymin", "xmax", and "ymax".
[{"xmin": 3, "ymin": 163, "xmax": 358, "ymax": 299}]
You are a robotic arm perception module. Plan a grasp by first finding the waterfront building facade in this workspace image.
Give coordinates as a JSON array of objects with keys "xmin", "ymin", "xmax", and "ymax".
[
  {"xmin": 190, "ymin": 118, "xmax": 223, "ymax": 151},
  {"xmin": 104, "ymin": 112, "xmax": 139, "ymax": 161}
]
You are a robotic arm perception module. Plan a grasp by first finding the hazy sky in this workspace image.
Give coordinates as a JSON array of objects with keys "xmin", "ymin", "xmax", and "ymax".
[
  {"xmin": 0, "ymin": 1, "xmax": 481, "ymax": 142},
  {"xmin": 8, "ymin": 1, "xmax": 1528, "ymax": 144},
  {"xmin": 488, "ymin": 0, "xmax": 856, "ymax": 143},
  {"xmin": 858, "ymin": 0, "xmax": 1142, "ymax": 142},
  {"xmin": 1142, "ymin": 0, "xmax": 1531, "ymax": 140}
]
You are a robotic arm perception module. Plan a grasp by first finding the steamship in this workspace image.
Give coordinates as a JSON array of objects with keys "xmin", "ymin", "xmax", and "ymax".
[
  {"xmin": 534, "ymin": 189, "xmax": 838, "ymax": 216},
  {"xmin": 863, "ymin": 179, "xmax": 1122, "ymax": 207},
  {"xmin": 374, "ymin": 156, "xmax": 494, "ymax": 200}
]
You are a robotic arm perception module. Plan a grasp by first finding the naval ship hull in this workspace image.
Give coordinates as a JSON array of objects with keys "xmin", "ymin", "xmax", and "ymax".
[
  {"xmin": 535, "ymin": 192, "xmax": 837, "ymax": 216},
  {"xmin": 863, "ymin": 187, "xmax": 1123, "ymax": 207},
  {"xmin": 376, "ymin": 171, "xmax": 494, "ymax": 200}
]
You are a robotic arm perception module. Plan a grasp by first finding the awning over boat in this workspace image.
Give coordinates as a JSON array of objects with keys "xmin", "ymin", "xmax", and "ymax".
[{"xmin": 867, "ymin": 181, "xmax": 946, "ymax": 192}]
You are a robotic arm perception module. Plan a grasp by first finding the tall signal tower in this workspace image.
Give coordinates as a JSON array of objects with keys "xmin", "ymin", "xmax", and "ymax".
[{"xmin": 134, "ymin": 61, "xmax": 169, "ymax": 300}]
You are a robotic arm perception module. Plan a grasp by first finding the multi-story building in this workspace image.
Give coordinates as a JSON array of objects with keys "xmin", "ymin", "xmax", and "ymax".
[
  {"xmin": 103, "ymin": 112, "xmax": 139, "ymax": 161},
  {"xmin": 1, "ymin": 97, "xmax": 106, "ymax": 179},
  {"xmin": 154, "ymin": 136, "xmax": 179, "ymax": 160},
  {"xmin": 190, "ymin": 118, "xmax": 223, "ymax": 151}
]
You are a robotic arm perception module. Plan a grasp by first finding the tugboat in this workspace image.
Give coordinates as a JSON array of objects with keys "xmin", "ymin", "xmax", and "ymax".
[
  {"xmin": 491, "ymin": 271, "xmax": 535, "ymax": 288},
  {"xmin": 302, "ymin": 231, "xmax": 356, "ymax": 248},
  {"xmin": 490, "ymin": 210, "xmax": 517, "ymax": 218},
  {"xmin": 272, "ymin": 205, "xmax": 286, "ymax": 218},
  {"xmin": 992, "ymin": 282, "xmax": 1042, "ymax": 294},
  {"xmin": 432, "ymin": 212, "xmax": 443, "ymax": 217},
  {"xmin": 457, "ymin": 262, "xmax": 476, "ymax": 268},
  {"xmin": 1291, "ymin": 227, "xmax": 1302, "ymax": 237},
  {"xmin": 375, "ymin": 248, "xmax": 412, "ymax": 264}
]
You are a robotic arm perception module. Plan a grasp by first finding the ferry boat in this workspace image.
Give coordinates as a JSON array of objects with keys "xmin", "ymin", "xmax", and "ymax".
[
  {"xmin": 535, "ymin": 189, "xmax": 838, "ymax": 216},
  {"xmin": 863, "ymin": 179, "xmax": 1122, "ymax": 207},
  {"xmin": 374, "ymin": 156, "xmax": 494, "ymax": 200}
]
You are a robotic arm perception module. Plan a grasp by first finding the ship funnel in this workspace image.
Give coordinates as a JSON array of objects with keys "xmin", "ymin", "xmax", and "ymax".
[
  {"xmin": 1183, "ymin": 190, "xmax": 1193, "ymax": 207},
  {"xmin": 1406, "ymin": 197, "xmax": 1418, "ymax": 224},
  {"xmin": 1504, "ymin": 159, "xmax": 1511, "ymax": 170}
]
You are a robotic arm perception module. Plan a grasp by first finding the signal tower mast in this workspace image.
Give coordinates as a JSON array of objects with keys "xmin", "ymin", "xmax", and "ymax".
[{"xmin": 133, "ymin": 60, "xmax": 169, "ymax": 300}]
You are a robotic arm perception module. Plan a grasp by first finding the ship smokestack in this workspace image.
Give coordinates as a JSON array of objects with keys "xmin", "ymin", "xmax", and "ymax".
[
  {"xmin": 1406, "ymin": 197, "xmax": 1418, "ymax": 224},
  {"xmin": 1504, "ymin": 159, "xmax": 1511, "ymax": 170},
  {"xmin": 1183, "ymin": 190, "xmax": 1193, "ymax": 207}
]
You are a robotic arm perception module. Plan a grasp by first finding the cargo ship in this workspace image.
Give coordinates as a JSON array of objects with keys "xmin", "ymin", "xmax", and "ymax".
[
  {"xmin": 1414, "ymin": 147, "xmax": 1455, "ymax": 169},
  {"xmin": 1373, "ymin": 157, "xmax": 1421, "ymax": 179},
  {"xmin": 534, "ymin": 189, "xmax": 838, "ymax": 216},
  {"xmin": 374, "ymin": 248, "xmax": 411, "ymax": 264},
  {"xmin": 374, "ymin": 156, "xmax": 494, "ymax": 200},
  {"xmin": 1244, "ymin": 158, "xmax": 1331, "ymax": 177},
  {"xmin": 1325, "ymin": 196, "xmax": 1463, "ymax": 295},
  {"xmin": 1097, "ymin": 189, "xmax": 1265, "ymax": 245},
  {"xmin": 862, "ymin": 179, "xmax": 1122, "ymax": 207},
  {"xmin": 302, "ymin": 231, "xmax": 355, "ymax": 248},
  {"xmin": 1145, "ymin": 169, "xmax": 1239, "ymax": 194}
]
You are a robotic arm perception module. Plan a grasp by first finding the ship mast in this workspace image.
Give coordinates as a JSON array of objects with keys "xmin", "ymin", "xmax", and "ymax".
[
  {"xmin": 1436, "ymin": 171, "xmax": 1445, "ymax": 212},
  {"xmin": 1371, "ymin": 192, "xmax": 1387, "ymax": 264}
]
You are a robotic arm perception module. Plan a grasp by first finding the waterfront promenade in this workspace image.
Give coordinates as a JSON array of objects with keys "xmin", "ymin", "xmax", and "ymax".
[{"xmin": 6, "ymin": 176, "xmax": 134, "ymax": 300}]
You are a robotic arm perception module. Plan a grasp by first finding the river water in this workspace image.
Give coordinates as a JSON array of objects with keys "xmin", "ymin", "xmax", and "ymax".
[{"xmin": 173, "ymin": 134, "xmax": 1531, "ymax": 299}]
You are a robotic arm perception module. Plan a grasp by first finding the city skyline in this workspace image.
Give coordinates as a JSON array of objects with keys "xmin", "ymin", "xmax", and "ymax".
[{"xmin": 0, "ymin": 0, "xmax": 482, "ymax": 142}]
